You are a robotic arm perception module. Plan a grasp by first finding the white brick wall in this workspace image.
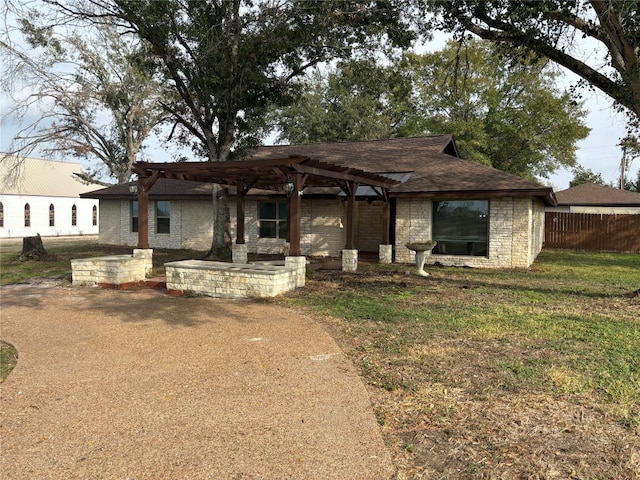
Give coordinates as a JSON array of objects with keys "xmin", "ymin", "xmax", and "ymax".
[
  {"xmin": 394, "ymin": 197, "xmax": 542, "ymax": 269},
  {"xmin": 98, "ymin": 195, "xmax": 544, "ymax": 268}
]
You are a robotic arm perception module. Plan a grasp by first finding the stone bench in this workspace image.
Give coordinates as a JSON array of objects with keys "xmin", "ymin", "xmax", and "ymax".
[
  {"xmin": 165, "ymin": 260, "xmax": 300, "ymax": 299},
  {"xmin": 71, "ymin": 249, "xmax": 153, "ymax": 288}
]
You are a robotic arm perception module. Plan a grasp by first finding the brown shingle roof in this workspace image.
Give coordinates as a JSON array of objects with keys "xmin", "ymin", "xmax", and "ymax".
[
  {"xmin": 251, "ymin": 136, "xmax": 554, "ymax": 201},
  {"xmin": 555, "ymin": 183, "xmax": 640, "ymax": 206},
  {"xmin": 82, "ymin": 178, "xmax": 214, "ymax": 200},
  {"xmin": 83, "ymin": 136, "xmax": 555, "ymax": 204}
]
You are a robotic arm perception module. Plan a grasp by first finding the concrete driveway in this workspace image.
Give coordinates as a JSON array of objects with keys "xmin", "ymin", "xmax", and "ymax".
[{"xmin": 0, "ymin": 283, "xmax": 394, "ymax": 479}]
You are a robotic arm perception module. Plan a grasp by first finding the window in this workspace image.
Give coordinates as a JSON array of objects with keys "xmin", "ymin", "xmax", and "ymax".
[
  {"xmin": 92, "ymin": 205, "xmax": 97, "ymax": 226},
  {"xmin": 71, "ymin": 205, "xmax": 77, "ymax": 226},
  {"xmin": 0, "ymin": 202, "xmax": 3, "ymax": 227},
  {"xmin": 24, "ymin": 203, "xmax": 30, "ymax": 227},
  {"xmin": 156, "ymin": 200, "xmax": 170, "ymax": 234},
  {"xmin": 131, "ymin": 200, "xmax": 139, "ymax": 233},
  {"xmin": 49, "ymin": 204, "xmax": 55, "ymax": 227},
  {"xmin": 432, "ymin": 200, "xmax": 489, "ymax": 256},
  {"xmin": 259, "ymin": 201, "xmax": 288, "ymax": 239}
]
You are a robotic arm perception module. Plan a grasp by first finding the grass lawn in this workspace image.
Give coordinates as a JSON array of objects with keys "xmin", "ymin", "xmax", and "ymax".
[
  {"xmin": 1, "ymin": 241, "xmax": 639, "ymax": 478},
  {"xmin": 282, "ymin": 249, "xmax": 640, "ymax": 479}
]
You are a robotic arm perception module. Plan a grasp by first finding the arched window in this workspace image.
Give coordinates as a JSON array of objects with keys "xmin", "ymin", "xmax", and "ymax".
[
  {"xmin": 71, "ymin": 204, "xmax": 77, "ymax": 226},
  {"xmin": 24, "ymin": 203, "xmax": 30, "ymax": 227},
  {"xmin": 49, "ymin": 204, "xmax": 55, "ymax": 227},
  {"xmin": 92, "ymin": 205, "xmax": 97, "ymax": 226},
  {"xmin": 0, "ymin": 202, "xmax": 4, "ymax": 228}
]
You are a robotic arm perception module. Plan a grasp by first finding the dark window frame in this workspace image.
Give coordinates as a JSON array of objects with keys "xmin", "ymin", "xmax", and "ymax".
[
  {"xmin": 131, "ymin": 200, "xmax": 139, "ymax": 233},
  {"xmin": 432, "ymin": 200, "xmax": 489, "ymax": 257},
  {"xmin": 24, "ymin": 203, "xmax": 30, "ymax": 227},
  {"xmin": 156, "ymin": 200, "xmax": 170, "ymax": 234},
  {"xmin": 258, "ymin": 201, "xmax": 288, "ymax": 239}
]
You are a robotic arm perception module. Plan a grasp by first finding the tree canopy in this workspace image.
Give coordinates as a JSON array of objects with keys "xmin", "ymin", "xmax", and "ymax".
[
  {"xmin": 45, "ymin": 0, "xmax": 414, "ymax": 255},
  {"xmin": 427, "ymin": 0, "xmax": 640, "ymax": 127},
  {"xmin": 273, "ymin": 39, "xmax": 590, "ymax": 181},
  {"xmin": 1, "ymin": 15, "xmax": 168, "ymax": 184},
  {"xmin": 570, "ymin": 165, "xmax": 606, "ymax": 187}
]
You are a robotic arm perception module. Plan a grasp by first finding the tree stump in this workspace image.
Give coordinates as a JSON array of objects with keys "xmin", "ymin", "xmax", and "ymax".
[{"xmin": 20, "ymin": 234, "xmax": 49, "ymax": 261}]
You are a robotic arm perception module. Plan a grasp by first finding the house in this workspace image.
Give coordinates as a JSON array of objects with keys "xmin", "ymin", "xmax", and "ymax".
[
  {"xmin": 83, "ymin": 136, "xmax": 556, "ymax": 269},
  {"xmin": 547, "ymin": 183, "xmax": 640, "ymax": 214},
  {"xmin": 0, "ymin": 156, "xmax": 100, "ymax": 239},
  {"xmin": 544, "ymin": 183, "xmax": 640, "ymax": 253}
]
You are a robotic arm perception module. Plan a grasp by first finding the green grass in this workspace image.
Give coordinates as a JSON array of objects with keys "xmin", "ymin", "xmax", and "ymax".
[
  {"xmin": 2, "ymin": 243, "xmax": 639, "ymax": 477},
  {"xmin": 284, "ymin": 249, "xmax": 640, "ymax": 477},
  {"xmin": 0, "ymin": 341, "xmax": 18, "ymax": 382}
]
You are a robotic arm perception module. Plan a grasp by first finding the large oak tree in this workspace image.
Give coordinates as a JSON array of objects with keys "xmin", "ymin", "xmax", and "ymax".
[{"xmin": 48, "ymin": 0, "xmax": 414, "ymax": 256}]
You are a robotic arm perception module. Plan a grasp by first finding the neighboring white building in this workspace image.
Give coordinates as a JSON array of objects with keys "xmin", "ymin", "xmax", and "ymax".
[{"xmin": 0, "ymin": 156, "xmax": 101, "ymax": 238}]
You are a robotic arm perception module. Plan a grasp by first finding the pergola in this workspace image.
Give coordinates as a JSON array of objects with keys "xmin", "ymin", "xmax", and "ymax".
[{"xmin": 131, "ymin": 156, "xmax": 401, "ymax": 257}]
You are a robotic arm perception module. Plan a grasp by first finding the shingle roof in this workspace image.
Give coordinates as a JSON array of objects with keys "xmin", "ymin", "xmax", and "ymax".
[
  {"xmin": 0, "ymin": 156, "xmax": 99, "ymax": 197},
  {"xmin": 83, "ymin": 178, "xmax": 214, "ymax": 200},
  {"xmin": 83, "ymin": 136, "xmax": 555, "ymax": 204},
  {"xmin": 555, "ymin": 183, "xmax": 640, "ymax": 206},
  {"xmin": 250, "ymin": 136, "xmax": 554, "ymax": 201}
]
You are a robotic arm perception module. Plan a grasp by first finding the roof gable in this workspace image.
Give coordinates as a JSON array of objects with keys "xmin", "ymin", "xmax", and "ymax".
[{"xmin": 555, "ymin": 183, "xmax": 640, "ymax": 206}]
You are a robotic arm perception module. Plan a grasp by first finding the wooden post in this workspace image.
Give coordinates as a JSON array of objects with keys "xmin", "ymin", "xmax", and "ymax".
[
  {"xmin": 288, "ymin": 172, "xmax": 302, "ymax": 256},
  {"xmin": 137, "ymin": 181, "xmax": 149, "ymax": 249},
  {"xmin": 236, "ymin": 180, "xmax": 245, "ymax": 244},
  {"xmin": 382, "ymin": 193, "xmax": 391, "ymax": 245},
  {"xmin": 345, "ymin": 180, "xmax": 357, "ymax": 250}
]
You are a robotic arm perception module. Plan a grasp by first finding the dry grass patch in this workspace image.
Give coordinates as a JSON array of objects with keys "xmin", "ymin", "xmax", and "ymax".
[{"xmin": 285, "ymin": 250, "xmax": 640, "ymax": 479}]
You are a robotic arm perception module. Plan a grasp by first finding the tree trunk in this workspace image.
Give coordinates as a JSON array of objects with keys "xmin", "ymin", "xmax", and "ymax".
[
  {"xmin": 20, "ymin": 234, "xmax": 49, "ymax": 261},
  {"xmin": 204, "ymin": 184, "xmax": 232, "ymax": 260}
]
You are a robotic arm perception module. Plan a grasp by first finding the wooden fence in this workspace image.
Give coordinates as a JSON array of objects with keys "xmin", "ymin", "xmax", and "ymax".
[{"xmin": 545, "ymin": 212, "xmax": 640, "ymax": 253}]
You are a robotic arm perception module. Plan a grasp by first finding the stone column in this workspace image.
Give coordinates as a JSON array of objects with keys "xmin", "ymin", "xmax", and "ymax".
[
  {"xmin": 232, "ymin": 243, "xmax": 248, "ymax": 264},
  {"xmin": 342, "ymin": 249, "xmax": 358, "ymax": 272},
  {"xmin": 379, "ymin": 244, "xmax": 393, "ymax": 264},
  {"xmin": 133, "ymin": 248, "xmax": 154, "ymax": 276},
  {"xmin": 285, "ymin": 256, "xmax": 306, "ymax": 287}
]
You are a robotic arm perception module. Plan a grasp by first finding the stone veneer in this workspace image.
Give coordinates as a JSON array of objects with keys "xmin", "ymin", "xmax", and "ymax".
[
  {"xmin": 165, "ymin": 259, "xmax": 302, "ymax": 298},
  {"xmin": 71, "ymin": 249, "xmax": 153, "ymax": 288}
]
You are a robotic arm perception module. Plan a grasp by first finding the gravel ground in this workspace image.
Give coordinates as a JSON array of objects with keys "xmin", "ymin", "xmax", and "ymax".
[{"xmin": 0, "ymin": 283, "xmax": 394, "ymax": 479}]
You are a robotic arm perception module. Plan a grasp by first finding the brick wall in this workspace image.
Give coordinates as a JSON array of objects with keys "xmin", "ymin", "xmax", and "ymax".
[
  {"xmin": 357, "ymin": 202, "xmax": 383, "ymax": 251},
  {"xmin": 394, "ymin": 197, "xmax": 541, "ymax": 269}
]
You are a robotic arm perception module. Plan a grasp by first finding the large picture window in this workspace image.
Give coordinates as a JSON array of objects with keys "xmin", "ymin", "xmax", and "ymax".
[
  {"xmin": 259, "ymin": 201, "xmax": 288, "ymax": 239},
  {"xmin": 156, "ymin": 200, "xmax": 170, "ymax": 234},
  {"xmin": 432, "ymin": 200, "xmax": 489, "ymax": 256},
  {"xmin": 131, "ymin": 200, "xmax": 139, "ymax": 233}
]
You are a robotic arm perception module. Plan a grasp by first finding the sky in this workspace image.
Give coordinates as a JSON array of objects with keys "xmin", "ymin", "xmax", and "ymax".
[{"xmin": 1, "ymin": 23, "xmax": 636, "ymax": 192}]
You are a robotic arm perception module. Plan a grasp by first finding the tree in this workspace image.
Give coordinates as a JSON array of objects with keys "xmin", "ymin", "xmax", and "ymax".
[
  {"xmin": 275, "ymin": 39, "xmax": 589, "ymax": 181},
  {"xmin": 618, "ymin": 134, "xmax": 640, "ymax": 189},
  {"xmin": 0, "ymin": 14, "xmax": 169, "ymax": 184},
  {"xmin": 569, "ymin": 165, "xmax": 606, "ymax": 186},
  {"xmin": 49, "ymin": 0, "xmax": 414, "ymax": 256},
  {"xmin": 427, "ymin": 1, "xmax": 640, "ymax": 126},
  {"xmin": 271, "ymin": 58, "xmax": 415, "ymax": 144},
  {"xmin": 405, "ymin": 39, "xmax": 590, "ymax": 180}
]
